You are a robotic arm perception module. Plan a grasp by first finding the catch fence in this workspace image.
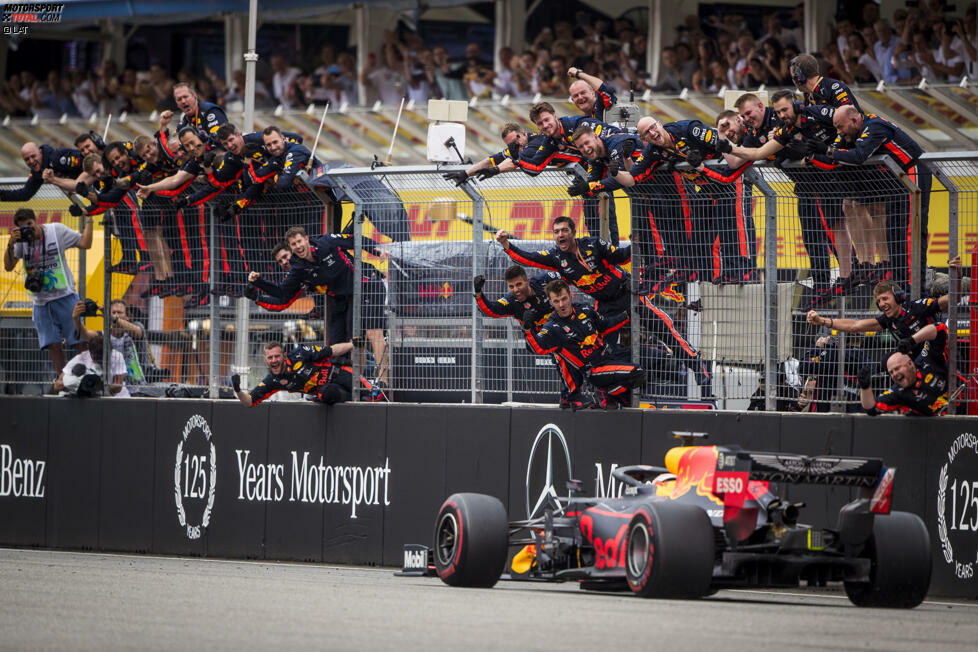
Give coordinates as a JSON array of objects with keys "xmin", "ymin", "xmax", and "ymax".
[{"xmin": 0, "ymin": 153, "xmax": 971, "ymax": 413}]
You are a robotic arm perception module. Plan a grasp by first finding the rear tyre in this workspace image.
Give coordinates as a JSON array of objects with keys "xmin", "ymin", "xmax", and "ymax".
[
  {"xmin": 844, "ymin": 511, "xmax": 931, "ymax": 608},
  {"xmin": 433, "ymin": 493, "xmax": 508, "ymax": 588},
  {"xmin": 625, "ymin": 501, "xmax": 715, "ymax": 598}
]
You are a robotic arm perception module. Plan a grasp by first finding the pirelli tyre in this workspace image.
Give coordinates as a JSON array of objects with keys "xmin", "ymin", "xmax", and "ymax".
[
  {"xmin": 433, "ymin": 493, "xmax": 508, "ymax": 588},
  {"xmin": 625, "ymin": 501, "xmax": 715, "ymax": 598},
  {"xmin": 844, "ymin": 511, "xmax": 932, "ymax": 608}
]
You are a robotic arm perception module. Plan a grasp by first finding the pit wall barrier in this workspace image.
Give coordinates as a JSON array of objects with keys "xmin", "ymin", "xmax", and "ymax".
[{"xmin": 0, "ymin": 396, "xmax": 976, "ymax": 598}]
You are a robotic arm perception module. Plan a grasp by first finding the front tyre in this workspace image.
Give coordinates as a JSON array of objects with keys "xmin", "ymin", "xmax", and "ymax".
[
  {"xmin": 625, "ymin": 501, "xmax": 714, "ymax": 598},
  {"xmin": 844, "ymin": 511, "xmax": 931, "ymax": 608},
  {"xmin": 433, "ymin": 493, "xmax": 508, "ymax": 588}
]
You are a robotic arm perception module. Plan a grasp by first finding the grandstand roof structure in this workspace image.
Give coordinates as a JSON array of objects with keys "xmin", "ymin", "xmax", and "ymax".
[{"xmin": 55, "ymin": 0, "xmax": 478, "ymax": 23}]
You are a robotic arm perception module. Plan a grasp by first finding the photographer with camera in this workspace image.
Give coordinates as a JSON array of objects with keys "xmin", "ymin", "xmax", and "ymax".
[
  {"xmin": 71, "ymin": 298, "xmax": 150, "ymax": 386},
  {"xmin": 52, "ymin": 332, "xmax": 128, "ymax": 397},
  {"xmin": 4, "ymin": 207, "xmax": 93, "ymax": 379}
]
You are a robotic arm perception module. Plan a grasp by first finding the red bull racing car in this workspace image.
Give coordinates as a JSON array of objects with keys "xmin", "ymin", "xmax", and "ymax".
[{"xmin": 402, "ymin": 444, "xmax": 931, "ymax": 608}]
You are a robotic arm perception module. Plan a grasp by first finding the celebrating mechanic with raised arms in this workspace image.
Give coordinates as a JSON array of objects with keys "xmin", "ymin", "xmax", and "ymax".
[
  {"xmin": 567, "ymin": 67, "xmax": 617, "ymax": 122},
  {"xmin": 474, "ymin": 264, "xmax": 589, "ymax": 408},
  {"xmin": 859, "ymin": 324, "xmax": 949, "ymax": 416},
  {"xmin": 442, "ymin": 122, "xmax": 537, "ymax": 185},
  {"xmin": 496, "ymin": 215, "xmax": 630, "ymax": 319},
  {"xmin": 0, "ymin": 141, "xmax": 83, "ymax": 202},
  {"xmin": 248, "ymin": 226, "xmax": 388, "ymax": 385},
  {"xmin": 528, "ymin": 279, "xmax": 642, "ymax": 409},
  {"xmin": 808, "ymin": 265, "xmax": 957, "ymax": 365},
  {"xmin": 233, "ymin": 340, "xmax": 355, "ymax": 406}
]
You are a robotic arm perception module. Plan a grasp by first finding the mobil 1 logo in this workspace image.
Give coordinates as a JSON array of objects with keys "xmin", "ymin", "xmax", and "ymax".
[
  {"xmin": 174, "ymin": 414, "xmax": 217, "ymax": 540},
  {"xmin": 938, "ymin": 432, "xmax": 978, "ymax": 581}
]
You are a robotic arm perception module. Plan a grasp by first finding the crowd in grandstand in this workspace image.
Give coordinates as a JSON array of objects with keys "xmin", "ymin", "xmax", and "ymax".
[
  {"xmin": 0, "ymin": 1, "xmax": 976, "ymax": 118},
  {"xmin": 0, "ymin": 1, "xmax": 968, "ymax": 415}
]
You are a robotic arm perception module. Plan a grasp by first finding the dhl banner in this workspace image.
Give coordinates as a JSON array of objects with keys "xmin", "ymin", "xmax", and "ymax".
[{"xmin": 360, "ymin": 176, "xmax": 969, "ymax": 271}]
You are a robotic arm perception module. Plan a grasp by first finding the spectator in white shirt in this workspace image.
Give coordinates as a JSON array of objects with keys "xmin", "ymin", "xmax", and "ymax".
[
  {"xmin": 361, "ymin": 41, "xmax": 406, "ymax": 106},
  {"xmin": 271, "ymin": 55, "xmax": 301, "ymax": 107}
]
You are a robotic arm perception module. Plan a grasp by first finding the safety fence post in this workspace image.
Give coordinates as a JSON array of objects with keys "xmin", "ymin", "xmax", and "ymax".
[
  {"xmin": 928, "ymin": 159, "xmax": 960, "ymax": 413},
  {"xmin": 330, "ymin": 175, "xmax": 367, "ymax": 402},
  {"xmin": 598, "ymin": 192, "xmax": 611, "ymax": 242},
  {"xmin": 746, "ymin": 168, "xmax": 778, "ymax": 411},
  {"xmin": 459, "ymin": 181, "xmax": 486, "ymax": 404},
  {"xmin": 208, "ymin": 207, "xmax": 219, "ymax": 399},
  {"xmin": 102, "ymin": 209, "xmax": 113, "ymax": 394}
]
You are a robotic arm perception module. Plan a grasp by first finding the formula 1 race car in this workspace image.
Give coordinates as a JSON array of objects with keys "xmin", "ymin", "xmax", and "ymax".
[{"xmin": 401, "ymin": 443, "xmax": 932, "ymax": 608}]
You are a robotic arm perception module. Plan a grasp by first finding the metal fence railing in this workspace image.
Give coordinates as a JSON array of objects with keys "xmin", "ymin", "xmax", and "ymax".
[{"xmin": 0, "ymin": 152, "xmax": 971, "ymax": 414}]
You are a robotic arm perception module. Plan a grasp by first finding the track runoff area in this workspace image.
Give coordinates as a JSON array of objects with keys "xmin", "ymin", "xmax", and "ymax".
[{"xmin": 1, "ymin": 548, "xmax": 975, "ymax": 651}]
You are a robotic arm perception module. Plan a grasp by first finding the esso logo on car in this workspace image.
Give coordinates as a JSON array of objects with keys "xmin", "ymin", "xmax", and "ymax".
[{"xmin": 716, "ymin": 475, "xmax": 745, "ymax": 494}]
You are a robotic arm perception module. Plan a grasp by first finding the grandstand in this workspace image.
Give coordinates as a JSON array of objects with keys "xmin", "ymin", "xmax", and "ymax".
[{"xmin": 0, "ymin": 83, "xmax": 976, "ymax": 174}]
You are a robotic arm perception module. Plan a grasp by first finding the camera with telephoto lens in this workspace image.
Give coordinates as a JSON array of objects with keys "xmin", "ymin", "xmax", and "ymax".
[
  {"xmin": 82, "ymin": 298, "xmax": 100, "ymax": 317},
  {"xmin": 64, "ymin": 363, "xmax": 104, "ymax": 398},
  {"xmin": 19, "ymin": 224, "xmax": 34, "ymax": 242}
]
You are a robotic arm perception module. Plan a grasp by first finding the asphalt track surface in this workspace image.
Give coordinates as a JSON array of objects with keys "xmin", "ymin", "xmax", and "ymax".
[{"xmin": 2, "ymin": 548, "xmax": 976, "ymax": 651}]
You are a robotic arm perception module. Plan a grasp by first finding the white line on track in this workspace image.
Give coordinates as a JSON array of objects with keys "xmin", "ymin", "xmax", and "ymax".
[
  {"xmin": 726, "ymin": 588, "xmax": 978, "ymax": 608},
  {"xmin": 0, "ymin": 547, "xmax": 391, "ymax": 573},
  {"xmin": 5, "ymin": 547, "xmax": 977, "ymax": 608}
]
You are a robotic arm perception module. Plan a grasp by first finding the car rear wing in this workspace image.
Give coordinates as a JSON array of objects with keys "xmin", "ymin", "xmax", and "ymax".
[{"xmin": 714, "ymin": 449, "xmax": 895, "ymax": 515}]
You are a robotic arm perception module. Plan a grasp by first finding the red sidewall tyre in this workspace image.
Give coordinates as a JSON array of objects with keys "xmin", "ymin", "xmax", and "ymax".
[
  {"xmin": 433, "ymin": 493, "xmax": 507, "ymax": 588},
  {"xmin": 625, "ymin": 501, "xmax": 714, "ymax": 598}
]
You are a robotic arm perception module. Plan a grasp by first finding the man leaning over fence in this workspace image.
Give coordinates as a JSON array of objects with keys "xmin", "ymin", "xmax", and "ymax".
[
  {"xmin": 528, "ymin": 279, "xmax": 642, "ymax": 409},
  {"xmin": 248, "ymin": 226, "xmax": 389, "ymax": 387},
  {"xmin": 233, "ymin": 340, "xmax": 354, "ymax": 407},
  {"xmin": 807, "ymin": 258, "xmax": 958, "ymax": 367},
  {"xmin": 443, "ymin": 122, "xmax": 537, "ymax": 185},
  {"xmin": 726, "ymin": 91, "xmax": 838, "ymax": 303},
  {"xmin": 713, "ymin": 110, "xmax": 758, "ymax": 283},
  {"xmin": 4, "ymin": 207, "xmax": 92, "ymax": 381},
  {"xmin": 497, "ymin": 215, "xmax": 713, "ymax": 397},
  {"xmin": 565, "ymin": 125, "xmax": 642, "ymax": 246},
  {"xmin": 808, "ymin": 105, "xmax": 931, "ymax": 290},
  {"xmin": 859, "ymin": 324, "xmax": 950, "ymax": 416},
  {"xmin": 474, "ymin": 264, "xmax": 591, "ymax": 409},
  {"xmin": 0, "ymin": 141, "xmax": 83, "ymax": 202}
]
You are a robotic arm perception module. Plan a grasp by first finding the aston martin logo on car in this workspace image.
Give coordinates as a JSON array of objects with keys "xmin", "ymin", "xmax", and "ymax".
[
  {"xmin": 525, "ymin": 423, "xmax": 572, "ymax": 519},
  {"xmin": 751, "ymin": 454, "xmax": 866, "ymax": 475}
]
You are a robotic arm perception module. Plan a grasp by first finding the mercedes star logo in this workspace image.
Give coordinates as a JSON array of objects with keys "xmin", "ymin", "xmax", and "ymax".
[{"xmin": 525, "ymin": 423, "xmax": 572, "ymax": 519}]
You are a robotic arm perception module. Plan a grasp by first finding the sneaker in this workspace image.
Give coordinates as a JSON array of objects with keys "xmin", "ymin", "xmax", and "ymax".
[
  {"xmin": 591, "ymin": 389, "xmax": 610, "ymax": 409},
  {"xmin": 139, "ymin": 282, "xmax": 163, "ymax": 298},
  {"xmin": 830, "ymin": 275, "xmax": 854, "ymax": 297},
  {"xmin": 110, "ymin": 260, "xmax": 139, "ymax": 275},
  {"xmin": 851, "ymin": 262, "xmax": 873, "ymax": 287}
]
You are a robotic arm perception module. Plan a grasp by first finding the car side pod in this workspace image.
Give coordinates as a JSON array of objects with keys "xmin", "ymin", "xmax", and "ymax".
[{"xmin": 432, "ymin": 493, "xmax": 508, "ymax": 588}]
